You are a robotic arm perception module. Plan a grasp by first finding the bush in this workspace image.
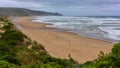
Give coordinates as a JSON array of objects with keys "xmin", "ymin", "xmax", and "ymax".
[
  {"xmin": 40, "ymin": 56, "xmax": 73, "ymax": 67},
  {"xmin": 1, "ymin": 30, "xmax": 25, "ymax": 45},
  {"xmin": 0, "ymin": 17, "xmax": 9, "ymax": 22},
  {"xmin": 1, "ymin": 55, "xmax": 21, "ymax": 65},
  {"xmin": 2, "ymin": 23, "xmax": 14, "ymax": 30},
  {"xmin": 110, "ymin": 43, "xmax": 120, "ymax": 67},
  {"xmin": 111, "ymin": 43, "xmax": 120, "ymax": 60},
  {"xmin": 0, "ymin": 61, "xmax": 16, "ymax": 68},
  {"xmin": 0, "ymin": 41, "xmax": 10, "ymax": 55},
  {"xmin": 0, "ymin": 40, "xmax": 20, "ymax": 65},
  {"xmin": 19, "ymin": 63, "xmax": 64, "ymax": 68},
  {"xmin": 0, "ymin": 40, "xmax": 17, "ymax": 55},
  {"xmin": 94, "ymin": 43, "xmax": 120, "ymax": 68},
  {"xmin": 16, "ymin": 48, "xmax": 41, "ymax": 65}
]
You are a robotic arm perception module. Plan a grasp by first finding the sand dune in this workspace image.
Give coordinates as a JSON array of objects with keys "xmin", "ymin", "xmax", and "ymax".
[{"xmin": 11, "ymin": 17, "xmax": 113, "ymax": 63}]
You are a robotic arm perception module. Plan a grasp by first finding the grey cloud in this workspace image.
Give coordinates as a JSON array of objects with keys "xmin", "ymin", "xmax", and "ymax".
[{"xmin": 1, "ymin": 0, "xmax": 120, "ymax": 16}]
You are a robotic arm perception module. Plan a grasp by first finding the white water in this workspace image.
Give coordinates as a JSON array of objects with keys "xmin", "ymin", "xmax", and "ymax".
[{"xmin": 32, "ymin": 16, "xmax": 120, "ymax": 42}]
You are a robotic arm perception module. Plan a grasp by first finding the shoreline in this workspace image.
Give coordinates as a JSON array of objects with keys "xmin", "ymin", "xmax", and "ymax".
[
  {"xmin": 10, "ymin": 16, "xmax": 113, "ymax": 63},
  {"xmin": 32, "ymin": 17, "xmax": 114, "ymax": 43},
  {"xmin": 32, "ymin": 17, "xmax": 116, "ymax": 43}
]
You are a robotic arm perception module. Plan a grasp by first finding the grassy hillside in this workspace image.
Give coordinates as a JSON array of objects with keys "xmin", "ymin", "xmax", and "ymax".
[
  {"xmin": 0, "ymin": 7, "xmax": 63, "ymax": 16},
  {"xmin": 0, "ymin": 17, "xmax": 120, "ymax": 68}
]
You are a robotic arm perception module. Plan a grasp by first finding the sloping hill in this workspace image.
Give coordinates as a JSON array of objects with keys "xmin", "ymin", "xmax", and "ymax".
[{"xmin": 0, "ymin": 7, "xmax": 63, "ymax": 16}]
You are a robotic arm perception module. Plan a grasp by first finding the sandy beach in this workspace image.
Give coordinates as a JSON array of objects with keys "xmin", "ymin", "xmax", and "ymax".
[{"xmin": 11, "ymin": 17, "xmax": 113, "ymax": 63}]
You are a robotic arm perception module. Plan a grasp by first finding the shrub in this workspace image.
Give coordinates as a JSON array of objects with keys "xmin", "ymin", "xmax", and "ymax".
[
  {"xmin": 110, "ymin": 43, "xmax": 120, "ymax": 67},
  {"xmin": 1, "ymin": 55, "xmax": 21, "ymax": 65},
  {"xmin": 0, "ymin": 41, "xmax": 10, "ymax": 55},
  {"xmin": 94, "ymin": 43, "xmax": 120, "ymax": 68},
  {"xmin": 32, "ymin": 44, "xmax": 45, "ymax": 52},
  {"xmin": 1, "ymin": 30, "xmax": 25, "ymax": 45},
  {"xmin": 0, "ymin": 17, "xmax": 9, "ymax": 22},
  {"xmin": 2, "ymin": 23, "xmax": 14, "ymax": 30},
  {"xmin": 16, "ymin": 48, "xmax": 41, "ymax": 65},
  {"xmin": 40, "ymin": 56, "xmax": 73, "ymax": 67},
  {"xmin": 111, "ymin": 43, "xmax": 120, "ymax": 60},
  {"xmin": 0, "ymin": 61, "xmax": 16, "ymax": 68},
  {"xmin": 19, "ymin": 63, "xmax": 64, "ymax": 68},
  {"xmin": 0, "ymin": 40, "xmax": 20, "ymax": 65}
]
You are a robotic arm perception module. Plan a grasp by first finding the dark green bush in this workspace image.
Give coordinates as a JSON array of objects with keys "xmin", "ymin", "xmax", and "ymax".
[
  {"xmin": 95, "ymin": 43, "xmax": 120, "ymax": 68},
  {"xmin": 1, "ymin": 55, "xmax": 21, "ymax": 65},
  {"xmin": 32, "ymin": 44, "xmax": 45, "ymax": 52},
  {"xmin": 0, "ymin": 40, "xmax": 20, "ymax": 65},
  {"xmin": 2, "ymin": 23, "xmax": 14, "ymax": 30},
  {"xmin": 0, "ymin": 17, "xmax": 9, "ymax": 22},
  {"xmin": 110, "ymin": 43, "xmax": 120, "ymax": 67},
  {"xmin": 0, "ymin": 61, "xmax": 16, "ymax": 68},
  {"xmin": 19, "ymin": 63, "xmax": 64, "ymax": 68},
  {"xmin": 0, "ymin": 41, "xmax": 10, "ymax": 55},
  {"xmin": 40, "ymin": 56, "xmax": 73, "ymax": 67},
  {"xmin": 1, "ymin": 30, "xmax": 25, "ymax": 45}
]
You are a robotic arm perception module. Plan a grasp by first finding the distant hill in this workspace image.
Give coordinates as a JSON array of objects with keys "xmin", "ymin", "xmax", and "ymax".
[{"xmin": 0, "ymin": 7, "xmax": 63, "ymax": 16}]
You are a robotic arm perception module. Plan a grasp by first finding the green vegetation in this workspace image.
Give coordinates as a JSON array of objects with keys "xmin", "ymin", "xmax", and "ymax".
[
  {"xmin": 1, "ymin": 30, "xmax": 25, "ymax": 45},
  {"xmin": 0, "ymin": 17, "xmax": 77, "ymax": 68},
  {"xmin": 0, "ymin": 17, "xmax": 120, "ymax": 68}
]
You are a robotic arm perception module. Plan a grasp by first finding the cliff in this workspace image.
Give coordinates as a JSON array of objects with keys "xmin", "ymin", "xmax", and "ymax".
[{"xmin": 0, "ymin": 7, "xmax": 63, "ymax": 16}]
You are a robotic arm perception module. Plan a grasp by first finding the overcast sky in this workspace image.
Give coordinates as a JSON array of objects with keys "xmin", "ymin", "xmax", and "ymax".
[{"xmin": 0, "ymin": 0, "xmax": 120, "ymax": 16}]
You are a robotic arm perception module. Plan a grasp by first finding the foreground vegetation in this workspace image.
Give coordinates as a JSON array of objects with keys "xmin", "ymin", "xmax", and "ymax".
[{"xmin": 0, "ymin": 17, "xmax": 120, "ymax": 68}]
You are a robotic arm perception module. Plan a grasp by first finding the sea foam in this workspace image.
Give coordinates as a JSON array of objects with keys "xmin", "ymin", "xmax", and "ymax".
[{"xmin": 32, "ymin": 16, "xmax": 120, "ymax": 43}]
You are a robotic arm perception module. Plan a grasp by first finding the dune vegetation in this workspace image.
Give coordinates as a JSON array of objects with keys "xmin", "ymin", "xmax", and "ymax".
[{"xmin": 0, "ymin": 17, "xmax": 120, "ymax": 68}]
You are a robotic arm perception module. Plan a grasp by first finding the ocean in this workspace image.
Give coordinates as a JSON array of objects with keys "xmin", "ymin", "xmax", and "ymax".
[{"xmin": 32, "ymin": 16, "xmax": 120, "ymax": 43}]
